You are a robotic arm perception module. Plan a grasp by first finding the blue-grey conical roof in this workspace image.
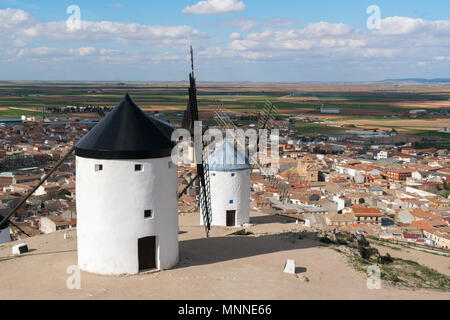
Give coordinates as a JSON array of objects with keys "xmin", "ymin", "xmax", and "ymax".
[{"xmin": 207, "ymin": 140, "xmax": 250, "ymax": 172}]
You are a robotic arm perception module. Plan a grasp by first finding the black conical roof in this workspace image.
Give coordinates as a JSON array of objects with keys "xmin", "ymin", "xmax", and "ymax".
[
  {"xmin": 75, "ymin": 94, "xmax": 175, "ymax": 160},
  {"xmin": 0, "ymin": 214, "xmax": 9, "ymax": 230}
]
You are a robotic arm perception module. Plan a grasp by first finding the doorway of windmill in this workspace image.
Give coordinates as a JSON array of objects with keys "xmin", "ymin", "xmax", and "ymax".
[
  {"xmin": 226, "ymin": 210, "xmax": 236, "ymax": 227},
  {"xmin": 138, "ymin": 236, "xmax": 156, "ymax": 271}
]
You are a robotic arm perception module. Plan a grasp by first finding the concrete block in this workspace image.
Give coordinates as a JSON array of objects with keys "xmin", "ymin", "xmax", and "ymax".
[
  {"xmin": 283, "ymin": 259, "xmax": 296, "ymax": 274},
  {"xmin": 12, "ymin": 243, "xmax": 28, "ymax": 255}
]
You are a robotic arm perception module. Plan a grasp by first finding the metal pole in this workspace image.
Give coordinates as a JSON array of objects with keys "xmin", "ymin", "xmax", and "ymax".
[
  {"xmin": 7, "ymin": 219, "xmax": 30, "ymax": 237},
  {"xmin": 178, "ymin": 174, "xmax": 199, "ymax": 199}
]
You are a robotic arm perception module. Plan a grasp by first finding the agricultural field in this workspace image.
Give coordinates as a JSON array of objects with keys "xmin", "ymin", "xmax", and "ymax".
[{"xmin": 0, "ymin": 81, "xmax": 449, "ymax": 138}]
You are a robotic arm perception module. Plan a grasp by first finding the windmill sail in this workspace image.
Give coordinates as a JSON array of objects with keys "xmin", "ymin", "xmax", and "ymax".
[
  {"xmin": 257, "ymin": 101, "xmax": 278, "ymax": 131},
  {"xmin": 214, "ymin": 102, "xmax": 291, "ymax": 201},
  {"xmin": 181, "ymin": 46, "xmax": 213, "ymax": 237}
]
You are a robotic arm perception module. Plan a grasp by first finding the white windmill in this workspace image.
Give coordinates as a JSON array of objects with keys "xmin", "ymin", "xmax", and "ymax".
[
  {"xmin": 0, "ymin": 214, "xmax": 10, "ymax": 244},
  {"xmin": 200, "ymin": 140, "xmax": 251, "ymax": 227},
  {"xmin": 75, "ymin": 94, "xmax": 179, "ymax": 275}
]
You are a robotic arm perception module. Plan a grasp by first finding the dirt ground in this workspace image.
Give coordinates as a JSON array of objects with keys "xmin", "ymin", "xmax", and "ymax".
[
  {"xmin": 0, "ymin": 211, "xmax": 449, "ymax": 300},
  {"xmin": 371, "ymin": 242, "xmax": 450, "ymax": 277}
]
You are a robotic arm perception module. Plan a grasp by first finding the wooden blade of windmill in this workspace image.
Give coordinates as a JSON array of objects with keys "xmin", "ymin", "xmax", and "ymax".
[
  {"xmin": 178, "ymin": 173, "xmax": 199, "ymax": 199},
  {"xmin": 183, "ymin": 45, "xmax": 212, "ymax": 237},
  {"xmin": 213, "ymin": 103, "xmax": 290, "ymax": 200}
]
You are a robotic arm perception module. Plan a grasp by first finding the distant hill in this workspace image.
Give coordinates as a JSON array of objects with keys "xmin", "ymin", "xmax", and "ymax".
[{"xmin": 381, "ymin": 78, "xmax": 450, "ymax": 83}]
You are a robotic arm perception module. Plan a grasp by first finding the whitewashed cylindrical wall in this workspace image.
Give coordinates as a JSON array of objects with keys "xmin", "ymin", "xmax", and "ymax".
[
  {"xmin": 76, "ymin": 156, "xmax": 179, "ymax": 275},
  {"xmin": 0, "ymin": 226, "xmax": 10, "ymax": 244},
  {"xmin": 201, "ymin": 168, "xmax": 250, "ymax": 226}
]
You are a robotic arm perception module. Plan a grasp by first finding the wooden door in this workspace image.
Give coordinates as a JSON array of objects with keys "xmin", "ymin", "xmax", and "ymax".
[
  {"xmin": 138, "ymin": 236, "xmax": 156, "ymax": 271},
  {"xmin": 226, "ymin": 210, "xmax": 236, "ymax": 227}
]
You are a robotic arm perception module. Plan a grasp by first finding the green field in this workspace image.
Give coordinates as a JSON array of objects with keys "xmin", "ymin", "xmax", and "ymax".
[
  {"xmin": 1, "ymin": 81, "xmax": 449, "ymax": 110},
  {"xmin": 295, "ymin": 123, "xmax": 348, "ymax": 136},
  {"xmin": 0, "ymin": 82, "xmax": 449, "ymax": 128},
  {"xmin": 0, "ymin": 108, "xmax": 44, "ymax": 118}
]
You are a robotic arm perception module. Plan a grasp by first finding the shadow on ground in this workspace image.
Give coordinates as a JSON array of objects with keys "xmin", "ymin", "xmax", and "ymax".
[
  {"xmin": 176, "ymin": 231, "xmax": 324, "ymax": 269},
  {"xmin": 295, "ymin": 266, "xmax": 307, "ymax": 274},
  {"xmin": 0, "ymin": 249, "xmax": 76, "ymax": 262},
  {"xmin": 249, "ymin": 214, "xmax": 297, "ymax": 225}
]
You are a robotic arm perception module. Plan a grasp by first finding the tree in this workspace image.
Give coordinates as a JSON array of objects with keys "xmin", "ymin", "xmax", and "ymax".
[{"xmin": 59, "ymin": 189, "xmax": 71, "ymax": 196}]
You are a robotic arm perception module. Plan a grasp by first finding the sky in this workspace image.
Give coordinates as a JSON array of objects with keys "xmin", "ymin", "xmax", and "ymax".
[{"xmin": 0, "ymin": 0, "xmax": 449, "ymax": 82}]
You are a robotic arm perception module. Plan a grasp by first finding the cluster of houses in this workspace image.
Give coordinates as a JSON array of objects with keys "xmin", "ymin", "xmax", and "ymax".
[
  {"xmin": 1, "ymin": 117, "xmax": 449, "ymax": 251},
  {"xmin": 250, "ymin": 143, "xmax": 450, "ymax": 250},
  {"xmin": 0, "ymin": 121, "xmax": 89, "ymax": 240}
]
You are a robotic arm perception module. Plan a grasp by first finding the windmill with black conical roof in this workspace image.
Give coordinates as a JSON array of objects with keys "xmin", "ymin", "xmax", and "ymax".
[{"xmin": 75, "ymin": 93, "xmax": 179, "ymax": 275}]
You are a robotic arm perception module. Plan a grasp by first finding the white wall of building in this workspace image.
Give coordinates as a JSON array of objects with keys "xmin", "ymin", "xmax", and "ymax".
[
  {"xmin": 376, "ymin": 151, "xmax": 388, "ymax": 160},
  {"xmin": 35, "ymin": 185, "xmax": 46, "ymax": 196},
  {"xmin": 332, "ymin": 195, "xmax": 346, "ymax": 212},
  {"xmin": 40, "ymin": 217, "xmax": 57, "ymax": 234},
  {"xmin": 201, "ymin": 169, "xmax": 250, "ymax": 226},
  {"xmin": 76, "ymin": 156, "xmax": 179, "ymax": 275},
  {"xmin": 405, "ymin": 186, "xmax": 436, "ymax": 198}
]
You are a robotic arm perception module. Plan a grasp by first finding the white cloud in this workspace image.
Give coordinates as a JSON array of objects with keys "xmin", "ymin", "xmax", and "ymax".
[
  {"xmin": 0, "ymin": 8, "xmax": 34, "ymax": 32},
  {"xmin": 219, "ymin": 17, "xmax": 257, "ymax": 31},
  {"xmin": 228, "ymin": 22, "xmax": 362, "ymax": 54},
  {"xmin": 198, "ymin": 46, "xmax": 236, "ymax": 59},
  {"xmin": 70, "ymin": 47, "xmax": 97, "ymax": 56},
  {"xmin": 17, "ymin": 47, "xmax": 64, "ymax": 57},
  {"xmin": 239, "ymin": 51, "xmax": 272, "ymax": 60},
  {"xmin": 99, "ymin": 49, "xmax": 121, "ymax": 55},
  {"xmin": 222, "ymin": 16, "xmax": 450, "ymax": 68},
  {"xmin": 433, "ymin": 56, "xmax": 450, "ymax": 61},
  {"xmin": 302, "ymin": 22, "xmax": 352, "ymax": 37},
  {"xmin": 219, "ymin": 17, "xmax": 295, "ymax": 32},
  {"xmin": 0, "ymin": 8, "xmax": 206, "ymax": 49},
  {"xmin": 376, "ymin": 16, "xmax": 450, "ymax": 36},
  {"xmin": 230, "ymin": 32, "xmax": 241, "ymax": 40},
  {"xmin": 247, "ymin": 30, "xmax": 272, "ymax": 41},
  {"xmin": 377, "ymin": 17, "xmax": 427, "ymax": 35},
  {"xmin": 1, "ymin": 8, "xmax": 450, "ymax": 80},
  {"xmin": 182, "ymin": 0, "xmax": 245, "ymax": 15},
  {"xmin": 361, "ymin": 48, "xmax": 400, "ymax": 58}
]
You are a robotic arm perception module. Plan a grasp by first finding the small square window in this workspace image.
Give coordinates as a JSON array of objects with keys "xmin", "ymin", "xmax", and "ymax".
[
  {"xmin": 229, "ymin": 200, "xmax": 234, "ymax": 204},
  {"xmin": 231, "ymin": 173, "xmax": 235, "ymax": 177},
  {"xmin": 144, "ymin": 209, "xmax": 153, "ymax": 219},
  {"xmin": 95, "ymin": 164, "xmax": 103, "ymax": 171},
  {"xmin": 135, "ymin": 164, "xmax": 143, "ymax": 171}
]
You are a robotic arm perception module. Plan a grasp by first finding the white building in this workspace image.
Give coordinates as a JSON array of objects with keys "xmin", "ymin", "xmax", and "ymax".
[
  {"xmin": 75, "ymin": 94, "xmax": 178, "ymax": 275},
  {"xmin": 201, "ymin": 140, "xmax": 251, "ymax": 227},
  {"xmin": 0, "ymin": 214, "xmax": 10, "ymax": 244},
  {"xmin": 320, "ymin": 108, "xmax": 340, "ymax": 114},
  {"xmin": 409, "ymin": 109, "xmax": 427, "ymax": 115},
  {"xmin": 376, "ymin": 150, "xmax": 388, "ymax": 160}
]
